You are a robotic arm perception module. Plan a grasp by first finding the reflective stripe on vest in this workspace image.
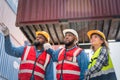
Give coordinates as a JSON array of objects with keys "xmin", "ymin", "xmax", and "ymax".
[
  {"xmin": 90, "ymin": 68, "xmax": 115, "ymax": 78},
  {"xmin": 21, "ymin": 60, "xmax": 45, "ymax": 70},
  {"xmin": 58, "ymin": 48, "xmax": 65, "ymax": 59},
  {"xmin": 58, "ymin": 60, "xmax": 78, "ymax": 66},
  {"xmin": 19, "ymin": 46, "xmax": 50, "ymax": 80},
  {"xmin": 44, "ymin": 54, "xmax": 50, "ymax": 68},
  {"xmin": 57, "ymin": 47, "xmax": 82, "ymax": 79},
  {"xmin": 57, "ymin": 70, "xmax": 80, "ymax": 75},
  {"xmin": 88, "ymin": 46, "xmax": 114, "ymax": 78},
  {"xmin": 19, "ymin": 69, "xmax": 44, "ymax": 78},
  {"xmin": 23, "ymin": 46, "xmax": 31, "ymax": 60}
]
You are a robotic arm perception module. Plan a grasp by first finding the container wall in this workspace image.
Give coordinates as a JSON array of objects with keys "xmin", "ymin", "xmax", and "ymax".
[{"xmin": 16, "ymin": 0, "xmax": 120, "ymax": 25}]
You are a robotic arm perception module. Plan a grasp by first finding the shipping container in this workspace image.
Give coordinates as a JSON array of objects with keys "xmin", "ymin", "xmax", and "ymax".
[
  {"xmin": 16, "ymin": 0, "xmax": 120, "ymax": 25},
  {"xmin": 16, "ymin": 0, "xmax": 120, "ymax": 45},
  {"xmin": 0, "ymin": 0, "xmax": 26, "ymax": 80},
  {"xmin": 0, "ymin": 34, "xmax": 20, "ymax": 80}
]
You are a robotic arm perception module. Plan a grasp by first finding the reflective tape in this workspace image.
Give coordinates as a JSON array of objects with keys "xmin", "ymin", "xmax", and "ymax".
[
  {"xmin": 44, "ymin": 54, "xmax": 50, "ymax": 68},
  {"xmin": 19, "ymin": 69, "xmax": 44, "ymax": 78},
  {"xmin": 90, "ymin": 68, "xmax": 115, "ymax": 78},
  {"xmin": 58, "ymin": 48, "xmax": 65, "ymax": 58},
  {"xmin": 58, "ymin": 60, "xmax": 78, "ymax": 66},
  {"xmin": 21, "ymin": 60, "xmax": 45, "ymax": 70},
  {"xmin": 23, "ymin": 46, "xmax": 31, "ymax": 61},
  {"xmin": 57, "ymin": 70, "xmax": 80, "ymax": 75}
]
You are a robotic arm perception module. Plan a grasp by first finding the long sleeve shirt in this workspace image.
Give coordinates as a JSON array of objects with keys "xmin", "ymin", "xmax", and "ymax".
[
  {"xmin": 4, "ymin": 35, "xmax": 54, "ymax": 80},
  {"xmin": 85, "ymin": 47, "xmax": 108, "ymax": 79},
  {"xmin": 47, "ymin": 46, "xmax": 89, "ymax": 80}
]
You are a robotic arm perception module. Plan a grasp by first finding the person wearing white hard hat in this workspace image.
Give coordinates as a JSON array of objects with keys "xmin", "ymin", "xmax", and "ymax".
[
  {"xmin": 84, "ymin": 30, "xmax": 117, "ymax": 80},
  {"xmin": 1, "ymin": 26, "xmax": 54, "ymax": 80},
  {"xmin": 44, "ymin": 29, "xmax": 89, "ymax": 80}
]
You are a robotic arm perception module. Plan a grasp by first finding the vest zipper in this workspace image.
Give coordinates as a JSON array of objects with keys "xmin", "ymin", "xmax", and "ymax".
[
  {"xmin": 60, "ymin": 49, "xmax": 66, "ymax": 80},
  {"xmin": 30, "ymin": 58, "xmax": 37, "ymax": 80}
]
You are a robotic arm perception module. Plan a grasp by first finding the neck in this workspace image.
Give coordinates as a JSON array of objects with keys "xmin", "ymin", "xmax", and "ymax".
[
  {"xmin": 66, "ymin": 44, "xmax": 76, "ymax": 49},
  {"xmin": 36, "ymin": 45, "xmax": 43, "ymax": 50},
  {"xmin": 93, "ymin": 44, "xmax": 101, "ymax": 52}
]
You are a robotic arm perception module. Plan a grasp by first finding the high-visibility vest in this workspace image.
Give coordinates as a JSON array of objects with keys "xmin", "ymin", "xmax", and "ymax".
[
  {"xmin": 57, "ymin": 47, "xmax": 82, "ymax": 80},
  {"xmin": 18, "ymin": 46, "xmax": 51, "ymax": 80},
  {"xmin": 88, "ymin": 46, "xmax": 115, "ymax": 78}
]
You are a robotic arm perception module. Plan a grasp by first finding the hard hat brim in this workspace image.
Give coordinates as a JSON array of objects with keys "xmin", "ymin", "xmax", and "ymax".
[
  {"xmin": 63, "ymin": 29, "xmax": 79, "ymax": 43},
  {"xmin": 36, "ymin": 31, "xmax": 50, "ymax": 42},
  {"xmin": 87, "ymin": 30, "xmax": 106, "ymax": 40}
]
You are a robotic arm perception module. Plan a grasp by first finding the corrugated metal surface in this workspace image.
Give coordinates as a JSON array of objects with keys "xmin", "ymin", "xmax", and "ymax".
[
  {"xmin": 16, "ymin": 0, "xmax": 120, "ymax": 25},
  {"xmin": 16, "ymin": 0, "xmax": 120, "ymax": 46},
  {"xmin": 19, "ymin": 19, "xmax": 120, "ymax": 46},
  {"xmin": 0, "ymin": 33, "xmax": 20, "ymax": 80}
]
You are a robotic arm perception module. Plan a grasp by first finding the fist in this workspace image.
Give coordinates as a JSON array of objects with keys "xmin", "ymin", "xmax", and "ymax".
[
  {"xmin": 43, "ymin": 43, "xmax": 52, "ymax": 50},
  {"xmin": 0, "ymin": 24, "xmax": 9, "ymax": 36}
]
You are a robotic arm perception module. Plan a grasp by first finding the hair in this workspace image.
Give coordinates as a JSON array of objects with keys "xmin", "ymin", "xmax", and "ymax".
[{"xmin": 90, "ymin": 33, "xmax": 109, "ymax": 51}]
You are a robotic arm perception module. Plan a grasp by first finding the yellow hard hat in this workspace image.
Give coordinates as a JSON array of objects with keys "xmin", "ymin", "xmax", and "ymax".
[
  {"xmin": 87, "ymin": 30, "xmax": 106, "ymax": 40},
  {"xmin": 36, "ymin": 31, "xmax": 50, "ymax": 42}
]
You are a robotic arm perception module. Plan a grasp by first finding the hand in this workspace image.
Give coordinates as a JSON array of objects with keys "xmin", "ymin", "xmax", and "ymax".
[
  {"xmin": 43, "ymin": 43, "xmax": 52, "ymax": 50},
  {"xmin": 0, "ymin": 24, "xmax": 9, "ymax": 36}
]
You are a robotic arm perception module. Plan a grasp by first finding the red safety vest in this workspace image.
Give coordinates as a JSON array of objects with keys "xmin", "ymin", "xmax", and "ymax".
[
  {"xmin": 56, "ymin": 47, "xmax": 82, "ymax": 80},
  {"xmin": 18, "ymin": 46, "xmax": 51, "ymax": 80}
]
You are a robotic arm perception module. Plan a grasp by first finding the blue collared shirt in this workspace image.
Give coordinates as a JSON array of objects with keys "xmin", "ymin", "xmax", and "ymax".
[{"xmin": 5, "ymin": 35, "xmax": 54, "ymax": 80}]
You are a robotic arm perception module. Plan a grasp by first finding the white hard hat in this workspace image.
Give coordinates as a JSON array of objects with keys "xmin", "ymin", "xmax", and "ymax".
[{"xmin": 63, "ymin": 29, "xmax": 79, "ymax": 43}]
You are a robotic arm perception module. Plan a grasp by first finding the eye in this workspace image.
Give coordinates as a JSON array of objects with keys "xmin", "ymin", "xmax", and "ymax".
[{"xmin": 94, "ymin": 35, "xmax": 98, "ymax": 38}]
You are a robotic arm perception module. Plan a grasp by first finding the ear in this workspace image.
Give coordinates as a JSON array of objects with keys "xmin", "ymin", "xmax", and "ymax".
[
  {"xmin": 74, "ymin": 37, "xmax": 78, "ymax": 43},
  {"xmin": 100, "ymin": 39, "xmax": 104, "ymax": 44}
]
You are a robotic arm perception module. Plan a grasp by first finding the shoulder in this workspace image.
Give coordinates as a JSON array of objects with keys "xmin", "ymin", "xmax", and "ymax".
[{"xmin": 101, "ymin": 46, "xmax": 108, "ymax": 53}]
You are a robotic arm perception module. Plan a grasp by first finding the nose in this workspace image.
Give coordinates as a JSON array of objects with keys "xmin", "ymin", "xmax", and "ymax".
[
  {"xmin": 36, "ymin": 37, "xmax": 40, "ymax": 40},
  {"xmin": 64, "ymin": 36, "xmax": 69, "ymax": 40}
]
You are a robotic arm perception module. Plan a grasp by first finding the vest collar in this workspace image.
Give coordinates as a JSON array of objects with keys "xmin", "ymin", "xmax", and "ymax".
[{"xmin": 66, "ymin": 45, "xmax": 77, "ymax": 51}]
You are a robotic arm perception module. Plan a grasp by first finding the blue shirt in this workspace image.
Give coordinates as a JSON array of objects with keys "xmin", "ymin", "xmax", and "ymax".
[
  {"xmin": 47, "ymin": 46, "xmax": 89, "ymax": 80},
  {"xmin": 5, "ymin": 35, "xmax": 54, "ymax": 80}
]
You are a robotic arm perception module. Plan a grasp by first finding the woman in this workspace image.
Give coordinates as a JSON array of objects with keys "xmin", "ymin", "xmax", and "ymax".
[{"xmin": 85, "ymin": 30, "xmax": 117, "ymax": 80}]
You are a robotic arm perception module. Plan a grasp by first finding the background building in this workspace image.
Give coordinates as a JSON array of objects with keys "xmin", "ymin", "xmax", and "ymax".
[{"xmin": 0, "ymin": 0, "xmax": 27, "ymax": 80}]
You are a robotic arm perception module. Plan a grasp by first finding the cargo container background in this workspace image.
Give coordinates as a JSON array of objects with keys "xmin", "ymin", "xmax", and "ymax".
[
  {"xmin": 0, "ymin": 33, "xmax": 20, "ymax": 80},
  {"xmin": 0, "ymin": 0, "xmax": 27, "ymax": 80}
]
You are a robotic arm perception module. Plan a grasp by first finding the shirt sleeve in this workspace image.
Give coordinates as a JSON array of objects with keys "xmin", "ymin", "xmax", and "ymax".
[
  {"xmin": 5, "ymin": 35, "xmax": 25, "ymax": 57},
  {"xmin": 46, "ymin": 48, "xmax": 61, "ymax": 62},
  {"xmin": 77, "ymin": 50, "xmax": 89, "ymax": 80},
  {"xmin": 87, "ymin": 47, "xmax": 108, "ymax": 74},
  {"xmin": 45, "ymin": 58, "xmax": 54, "ymax": 80}
]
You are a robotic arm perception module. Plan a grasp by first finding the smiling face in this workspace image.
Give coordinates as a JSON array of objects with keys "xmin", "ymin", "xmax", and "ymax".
[
  {"xmin": 90, "ymin": 34, "xmax": 104, "ymax": 47},
  {"xmin": 63, "ymin": 32, "xmax": 77, "ymax": 46}
]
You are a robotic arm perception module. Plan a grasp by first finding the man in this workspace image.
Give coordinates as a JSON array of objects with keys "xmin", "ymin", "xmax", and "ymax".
[
  {"xmin": 1, "ymin": 26, "xmax": 54, "ymax": 80},
  {"xmin": 44, "ymin": 29, "xmax": 89, "ymax": 80}
]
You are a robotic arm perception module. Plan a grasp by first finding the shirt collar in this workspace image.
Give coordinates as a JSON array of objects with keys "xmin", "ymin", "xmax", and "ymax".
[
  {"xmin": 34, "ymin": 46, "xmax": 44, "ymax": 52},
  {"xmin": 66, "ymin": 45, "xmax": 77, "ymax": 51}
]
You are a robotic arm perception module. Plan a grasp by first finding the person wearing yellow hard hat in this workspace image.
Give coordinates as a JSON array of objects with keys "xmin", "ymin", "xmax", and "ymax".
[
  {"xmin": 36, "ymin": 31, "xmax": 50, "ymax": 42},
  {"xmin": 1, "ymin": 26, "xmax": 54, "ymax": 80},
  {"xmin": 85, "ymin": 30, "xmax": 117, "ymax": 80}
]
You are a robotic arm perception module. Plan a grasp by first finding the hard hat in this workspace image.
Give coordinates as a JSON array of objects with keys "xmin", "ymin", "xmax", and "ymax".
[
  {"xmin": 36, "ymin": 31, "xmax": 50, "ymax": 42},
  {"xmin": 87, "ymin": 30, "xmax": 106, "ymax": 40},
  {"xmin": 63, "ymin": 29, "xmax": 79, "ymax": 43}
]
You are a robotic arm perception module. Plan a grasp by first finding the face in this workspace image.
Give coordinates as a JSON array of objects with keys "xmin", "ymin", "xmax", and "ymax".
[
  {"xmin": 64, "ymin": 32, "xmax": 76, "ymax": 46},
  {"xmin": 34, "ymin": 34, "xmax": 47, "ymax": 46},
  {"xmin": 90, "ymin": 34, "xmax": 103, "ymax": 47}
]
